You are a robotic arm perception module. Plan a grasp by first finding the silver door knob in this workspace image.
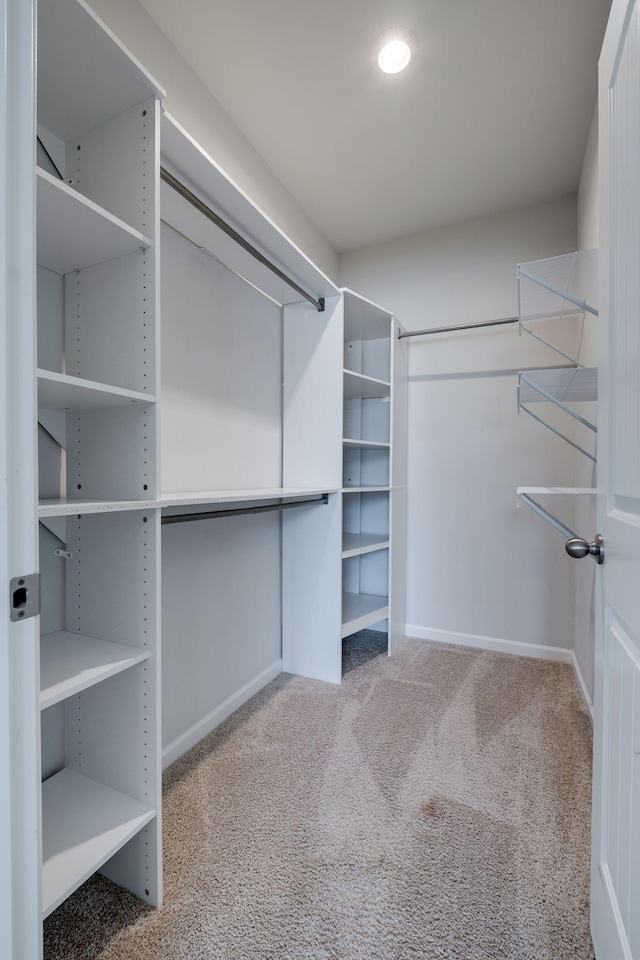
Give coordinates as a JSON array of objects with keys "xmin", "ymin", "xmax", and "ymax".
[{"xmin": 565, "ymin": 533, "xmax": 604, "ymax": 564}]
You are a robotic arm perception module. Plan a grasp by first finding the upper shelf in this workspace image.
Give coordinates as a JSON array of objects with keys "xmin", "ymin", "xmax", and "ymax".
[
  {"xmin": 37, "ymin": 169, "xmax": 151, "ymax": 274},
  {"xmin": 38, "ymin": 487, "xmax": 338, "ymax": 518},
  {"xmin": 161, "ymin": 113, "xmax": 339, "ymax": 309},
  {"xmin": 518, "ymin": 250, "xmax": 598, "ymax": 365},
  {"xmin": 37, "ymin": 0, "xmax": 164, "ymax": 142},
  {"xmin": 341, "ymin": 289, "xmax": 394, "ymax": 341}
]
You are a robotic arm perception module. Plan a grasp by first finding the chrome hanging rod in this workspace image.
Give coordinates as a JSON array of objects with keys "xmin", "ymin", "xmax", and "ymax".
[
  {"xmin": 160, "ymin": 167, "xmax": 325, "ymax": 312},
  {"xmin": 161, "ymin": 493, "xmax": 329, "ymax": 525},
  {"xmin": 398, "ymin": 316, "xmax": 518, "ymax": 339}
]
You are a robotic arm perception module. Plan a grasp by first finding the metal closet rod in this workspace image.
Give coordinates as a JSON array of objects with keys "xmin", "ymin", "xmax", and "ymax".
[
  {"xmin": 161, "ymin": 493, "xmax": 329, "ymax": 525},
  {"xmin": 398, "ymin": 316, "xmax": 518, "ymax": 339},
  {"xmin": 160, "ymin": 166, "xmax": 325, "ymax": 313}
]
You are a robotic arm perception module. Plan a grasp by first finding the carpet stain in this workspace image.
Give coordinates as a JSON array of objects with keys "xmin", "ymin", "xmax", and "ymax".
[{"xmin": 419, "ymin": 799, "xmax": 440, "ymax": 819}]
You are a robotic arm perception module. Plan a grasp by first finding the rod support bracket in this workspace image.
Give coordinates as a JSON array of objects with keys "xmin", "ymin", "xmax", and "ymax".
[{"xmin": 317, "ymin": 298, "xmax": 325, "ymax": 313}]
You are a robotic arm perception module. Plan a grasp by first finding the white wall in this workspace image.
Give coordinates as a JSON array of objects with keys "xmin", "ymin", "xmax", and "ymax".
[
  {"xmin": 85, "ymin": 0, "xmax": 338, "ymax": 282},
  {"xmin": 578, "ymin": 107, "xmax": 600, "ymax": 255},
  {"xmin": 339, "ymin": 197, "xmax": 580, "ymax": 655}
]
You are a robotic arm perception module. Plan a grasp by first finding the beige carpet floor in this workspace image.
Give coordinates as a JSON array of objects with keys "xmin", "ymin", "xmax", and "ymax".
[{"xmin": 44, "ymin": 633, "xmax": 594, "ymax": 960}]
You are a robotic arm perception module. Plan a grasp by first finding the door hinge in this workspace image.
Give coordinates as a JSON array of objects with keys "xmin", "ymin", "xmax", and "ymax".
[{"xmin": 9, "ymin": 574, "xmax": 41, "ymax": 622}]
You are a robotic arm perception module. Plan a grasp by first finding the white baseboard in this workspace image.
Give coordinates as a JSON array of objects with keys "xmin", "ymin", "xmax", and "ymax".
[
  {"xmin": 405, "ymin": 624, "xmax": 574, "ymax": 662},
  {"xmin": 405, "ymin": 625, "xmax": 593, "ymax": 720},
  {"xmin": 570, "ymin": 650, "xmax": 594, "ymax": 722},
  {"xmin": 162, "ymin": 659, "xmax": 283, "ymax": 770}
]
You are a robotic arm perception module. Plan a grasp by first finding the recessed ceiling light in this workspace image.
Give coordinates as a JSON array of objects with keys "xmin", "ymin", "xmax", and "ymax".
[
  {"xmin": 375, "ymin": 29, "xmax": 416, "ymax": 74},
  {"xmin": 378, "ymin": 39, "xmax": 411, "ymax": 74}
]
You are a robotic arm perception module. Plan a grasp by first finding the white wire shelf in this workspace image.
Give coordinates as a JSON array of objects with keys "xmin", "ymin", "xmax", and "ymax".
[
  {"xmin": 517, "ymin": 367, "xmax": 598, "ymax": 462},
  {"xmin": 517, "ymin": 250, "xmax": 598, "ymax": 365}
]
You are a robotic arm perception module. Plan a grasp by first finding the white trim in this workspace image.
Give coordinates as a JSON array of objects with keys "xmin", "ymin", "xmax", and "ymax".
[
  {"xmin": 405, "ymin": 625, "xmax": 593, "ymax": 718},
  {"xmin": 591, "ymin": 860, "xmax": 632, "ymax": 960},
  {"xmin": 405, "ymin": 624, "xmax": 574, "ymax": 662},
  {"xmin": 162, "ymin": 660, "xmax": 282, "ymax": 770},
  {"xmin": 570, "ymin": 650, "xmax": 594, "ymax": 722}
]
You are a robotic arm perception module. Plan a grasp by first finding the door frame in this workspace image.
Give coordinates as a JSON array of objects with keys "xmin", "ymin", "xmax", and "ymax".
[{"xmin": 0, "ymin": 0, "xmax": 42, "ymax": 956}]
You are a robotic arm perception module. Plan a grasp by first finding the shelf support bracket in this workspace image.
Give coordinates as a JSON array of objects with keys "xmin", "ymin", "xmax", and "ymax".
[{"xmin": 518, "ymin": 492, "xmax": 577, "ymax": 540}]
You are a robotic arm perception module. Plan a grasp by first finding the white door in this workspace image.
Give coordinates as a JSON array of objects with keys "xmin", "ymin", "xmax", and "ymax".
[
  {"xmin": 0, "ymin": 0, "xmax": 42, "ymax": 957},
  {"xmin": 592, "ymin": 2, "xmax": 640, "ymax": 956}
]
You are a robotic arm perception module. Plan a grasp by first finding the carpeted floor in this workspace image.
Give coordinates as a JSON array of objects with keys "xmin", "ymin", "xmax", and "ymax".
[{"xmin": 43, "ymin": 633, "xmax": 594, "ymax": 960}]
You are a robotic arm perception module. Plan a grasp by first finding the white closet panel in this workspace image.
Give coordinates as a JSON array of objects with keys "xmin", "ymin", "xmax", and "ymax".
[
  {"xmin": 36, "ymin": 266, "xmax": 64, "ymax": 372},
  {"xmin": 161, "ymin": 223, "xmax": 282, "ymax": 492},
  {"xmin": 161, "ymin": 514, "xmax": 281, "ymax": 761}
]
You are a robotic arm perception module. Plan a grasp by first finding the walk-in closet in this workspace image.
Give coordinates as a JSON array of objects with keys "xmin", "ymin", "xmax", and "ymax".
[{"xmin": 0, "ymin": 0, "xmax": 629, "ymax": 958}]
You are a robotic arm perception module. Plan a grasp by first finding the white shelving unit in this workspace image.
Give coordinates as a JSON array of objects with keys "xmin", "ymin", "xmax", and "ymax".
[
  {"xmin": 160, "ymin": 110, "xmax": 351, "ymax": 692},
  {"xmin": 280, "ymin": 289, "xmax": 406, "ymax": 680},
  {"xmin": 340, "ymin": 289, "xmax": 407, "ymax": 654},
  {"xmin": 35, "ymin": 0, "xmax": 165, "ymax": 931},
  {"xmin": 7, "ymin": 2, "xmax": 409, "ymax": 947},
  {"xmin": 516, "ymin": 250, "xmax": 599, "ymax": 534}
]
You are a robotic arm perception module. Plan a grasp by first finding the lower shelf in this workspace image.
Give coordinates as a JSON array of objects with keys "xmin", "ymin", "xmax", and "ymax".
[
  {"xmin": 40, "ymin": 631, "xmax": 150, "ymax": 709},
  {"xmin": 342, "ymin": 591, "xmax": 388, "ymax": 639},
  {"xmin": 42, "ymin": 768, "xmax": 155, "ymax": 919}
]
